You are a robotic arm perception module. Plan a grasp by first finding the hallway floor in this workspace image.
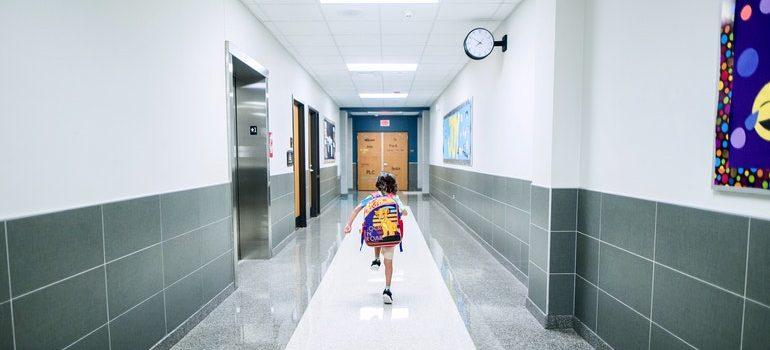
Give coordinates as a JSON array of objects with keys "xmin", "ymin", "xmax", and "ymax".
[{"xmin": 172, "ymin": 194, "xmax": 591, "ymax": 350}]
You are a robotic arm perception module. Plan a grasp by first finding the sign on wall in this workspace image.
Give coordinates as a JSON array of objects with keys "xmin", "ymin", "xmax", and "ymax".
[
  {"xmin": 714, "ymin": 0, "xmax": 770, "ymax": 192},
  {"xmin": 324, "ymin": 118, "xmax": 336, "ymax": 163},
  {"xmin": 443, "ymin": 99, "xmax": 472, "ymax": 165}
]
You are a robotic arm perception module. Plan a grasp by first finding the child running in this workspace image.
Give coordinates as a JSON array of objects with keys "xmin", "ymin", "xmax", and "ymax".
[{"xmin": 343, "ymin": 172, "xmax": 407, "ymax": 304}]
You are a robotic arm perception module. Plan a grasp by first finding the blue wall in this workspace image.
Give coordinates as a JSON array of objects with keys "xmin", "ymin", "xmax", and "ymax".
[{"xmin": 352, "ymin": 115, "xmax": 419, "ymax": 163}]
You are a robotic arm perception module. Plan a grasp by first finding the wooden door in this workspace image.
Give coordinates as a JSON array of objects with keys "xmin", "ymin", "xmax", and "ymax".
[
  {"xmin": 357, "ymin": 132, "xmax": 408, "ymax": 191},
  {"xmin": 383, "ymin": 132, "xmax": 408, "ymax": 190},
  {"xmin": 357, "ymin": 132, "xmax": 382, "ymax": 191}
]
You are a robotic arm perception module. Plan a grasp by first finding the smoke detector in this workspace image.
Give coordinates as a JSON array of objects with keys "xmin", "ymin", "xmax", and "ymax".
[{"xmin": 404, "ymin": 10, "xmax": 414, "ymax": 18}]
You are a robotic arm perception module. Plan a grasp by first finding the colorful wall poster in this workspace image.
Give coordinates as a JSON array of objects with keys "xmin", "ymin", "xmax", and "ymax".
[
  {"xmin": 443, "ymin": 99, "xmax": 473, "ymax": 165},
  {"xmin": 715, "ymin": 0, "xmax": 770, "ymax": 192},
  {"xmin": 324, "ymin": 118, "xmax": 336, "ymax": 163}
]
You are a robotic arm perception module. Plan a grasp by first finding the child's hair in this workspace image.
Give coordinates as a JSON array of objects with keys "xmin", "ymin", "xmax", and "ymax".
[{"xmin": 376, "ymin": 172, "xmax": 398, "ymax": 194}]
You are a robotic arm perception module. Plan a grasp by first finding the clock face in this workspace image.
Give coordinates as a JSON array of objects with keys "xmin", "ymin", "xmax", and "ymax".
[{"xmin": 464, "ymin": 28, "xmax": 495, "ymax": 60}]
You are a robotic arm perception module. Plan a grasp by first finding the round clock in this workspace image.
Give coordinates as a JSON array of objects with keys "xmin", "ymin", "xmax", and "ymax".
[{"xmin": 464, "ymin": 28, "xmax": 495, "ymax": 60}]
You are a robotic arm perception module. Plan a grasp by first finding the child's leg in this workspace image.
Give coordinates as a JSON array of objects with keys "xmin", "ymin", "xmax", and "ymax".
[
  {"xmin": 382, "ymin": 247, "xmax": 394, "ymax": 288},
  {"xmin": 374, "ymin": 247, "xmax": 381, "ymax": 259},
  {"xmin": 384, "ymin": 258, "xmax": 393, "ymax": 287}
]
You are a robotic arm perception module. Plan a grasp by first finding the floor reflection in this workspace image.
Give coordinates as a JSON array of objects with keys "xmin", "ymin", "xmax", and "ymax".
[
  {"xmin": 171, "ymin": 197, "xmax": 354, "ymax": 350},
  {"xmin": 174, "ymin": 193, "xmax": 589, "ymax": 350},
  {"xmin": 410, "ymin": 194, "xmax": 590, "ymax": 350}
]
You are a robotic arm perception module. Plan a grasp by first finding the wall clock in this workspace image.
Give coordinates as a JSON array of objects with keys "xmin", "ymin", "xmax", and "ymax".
[{"xmin": 463, "ymin": 28, "xmax": 507, "ymax": 60}]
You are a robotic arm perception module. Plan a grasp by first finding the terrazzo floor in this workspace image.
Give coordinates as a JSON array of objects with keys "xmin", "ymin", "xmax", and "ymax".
[{"xmin": 172, "ymin": 194, "xmax": 592, "ymax": 350}]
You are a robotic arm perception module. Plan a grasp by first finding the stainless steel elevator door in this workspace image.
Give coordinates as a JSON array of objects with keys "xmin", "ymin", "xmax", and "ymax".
[{"xmin": 233, "ymin": 59, "xmax": 270, "ymax": 260}]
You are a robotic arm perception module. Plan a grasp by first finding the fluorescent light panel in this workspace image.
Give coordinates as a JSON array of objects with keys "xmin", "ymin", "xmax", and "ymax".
[
  {"xmin": 347, "ymin": 63, "xmax": 418, "ymax": 72},
  {"xmin": 321, "ymin": 0, "xmax": 437, "ymax": 3},
  {"xmin": 360, "ymin": 93, "xmax": 408, "ymax": 99}
]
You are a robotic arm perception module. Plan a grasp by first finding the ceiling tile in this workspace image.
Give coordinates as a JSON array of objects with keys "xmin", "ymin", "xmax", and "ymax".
[
  {"xmin": 380, "ymin": 20, "xmax": 433, "ymax": 35},
  {"xmin": 381, "ymin": 46, "xmax": 423, "ymax": 56},
  {"xmin": 437, "ymin": 3, "xmax": 499, "ymax": 21},
  {"xmin": 237, "ymin": 0, "xmax": 502, "ymax": 109},
  {"xmin": 431, "ymin": 20, "xmax": 489, "ymax": 34},
  {"xmin": 301, "ymin": 55, "xmax": 345, "ymax": 64},
  {"xmin": 381, "ymin": 54, "xmax": 422, "ymax": 63},
  {"xmin": 421, "ymin": 54, "xmax": 463, "ymax": 64},
  {"xmin": 272, "ymin": 21, "xmax": 330, "ymax": 36},
  {"xmin": 328, "ymin": 21, "xmax": 380, "ymax": 35},
  {"xmin": 285, "ymin": 35, "xmax": 336, "ymax": 47},
  {"xmin": 422, "ymin": 45, "xmax": 463, "ymax": 56},
  {"xmin": 259, "ymin": 4, "xmax": 324, "ymax": 21},
  {"xmin": 321, "ymin": 4, "xmax": 380, "ymax": 21},
  {"xmin": 295, "ymin": 44, "xmax": 340, "ymax": 56},
  {"xmin": 427, "ymin": 33, "xmax": 463, "ymax": 46},
  {"xmin": 334, "ymin": 34, "xmax": 381, "ymax": 47},
  {"xmin": 338, "ymin": 45, "xmax": 381, "ymax": 57},
  {"xmin": 381, "ymin": 34, "xmax": 428, "ymax": 47},
  {"xmin": 379, "ymin": 4, "xmax": 439, "ymax": 21},
  {"xmin": 342, "ymin": 55, "xmax": 384, "ymax": 64}
]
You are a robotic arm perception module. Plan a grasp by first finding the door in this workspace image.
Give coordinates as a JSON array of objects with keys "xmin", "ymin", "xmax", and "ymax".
[
  {"xmin": 309, "ymin": 109, "xmax": 321, "ymax": 216},
  {"xmin": 357, "ymin": 132, "xmax": 408, "ymax": 191},
  {"xmin": 232, "ymin": 57, "xmax": 270, "ymax": 259},
  {"xmin": 293, "ymin": 100, "xmax": 307, "ymax": 228},
  {"xmin": 383, "ymin": 132, "xmax": 408, "ymax": 189},
  {"xmin": 357, "ymin": 132, "xmax": 382, "ymax": 191}
]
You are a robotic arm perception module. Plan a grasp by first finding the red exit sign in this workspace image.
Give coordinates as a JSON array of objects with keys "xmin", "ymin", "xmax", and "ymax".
[{"xmin": 380, "ymin": 119, "xmax": 390, "ymax": 127}]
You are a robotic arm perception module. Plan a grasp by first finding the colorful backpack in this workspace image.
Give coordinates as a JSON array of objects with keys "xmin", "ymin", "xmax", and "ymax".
[{"xmin": 360, "ymin": 193, "xmax": 404, "ymax": 251}]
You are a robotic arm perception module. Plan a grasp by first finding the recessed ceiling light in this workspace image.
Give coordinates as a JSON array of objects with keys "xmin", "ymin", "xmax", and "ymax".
[
  {"xmin": 347, "ymin": 63, "xmax": 418, "ymax": 72},
  {"xmin": 360, "ymin": 93, "xmax": 408, "ymax": 99},
  {"xmin": 321, "ymin": 0, "xmax": 438, "ymax": 4}
]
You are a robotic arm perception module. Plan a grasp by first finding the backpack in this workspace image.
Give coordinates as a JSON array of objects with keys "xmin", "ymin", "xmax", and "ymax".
[{"xmin": 360, "ymin": 193, "xmax": 404, "ymax": 251}]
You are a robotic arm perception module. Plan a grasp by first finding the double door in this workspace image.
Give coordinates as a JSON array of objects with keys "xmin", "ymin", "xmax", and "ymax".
[{"xmin": 357, "ymin": 132, "xmax": 408, "ymax": 191}]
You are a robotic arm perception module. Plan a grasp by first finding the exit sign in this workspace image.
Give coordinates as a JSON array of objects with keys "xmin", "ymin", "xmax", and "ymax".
[{"xmin": 380, "ymin": 119, "xmax": 390, "ymax": 127}]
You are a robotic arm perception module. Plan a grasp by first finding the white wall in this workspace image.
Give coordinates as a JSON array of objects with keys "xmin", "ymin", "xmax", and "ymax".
[
  {"xmin": 580, "ymin": 0, "xmax": 770, "ymax": 219},
  {"xmin": 0, "ymin": 0, "xmax": 338, "ymax": 220},
  {"xmin": 224, "ymin": 0, "xmax": 339, "ymax": 174},
  {"xmin": 430, "ymin": 0, "xmax": 537, "ymax": 180},
  {"xmin": 548, "ymin": 0, "xmax": 585, "ymax": 188}
]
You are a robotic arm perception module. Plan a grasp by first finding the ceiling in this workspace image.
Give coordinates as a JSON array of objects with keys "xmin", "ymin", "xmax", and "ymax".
[{"xmin": 240, "ymin": 0, "xmax": 521, "ymax": 108}]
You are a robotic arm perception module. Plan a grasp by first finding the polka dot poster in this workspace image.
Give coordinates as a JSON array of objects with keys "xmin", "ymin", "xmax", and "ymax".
[{"xmin": 714, "ymin": 0, "xmax": 770, "ymax": 191}]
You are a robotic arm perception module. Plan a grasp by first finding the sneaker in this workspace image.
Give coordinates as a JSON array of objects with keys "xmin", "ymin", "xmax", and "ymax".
[
  {"xmin": 370, "ymin": 258, "xmax": 381, "ymax": 271},
  {"xmin": 383, "ymin": 289, "xmax": 393, "ymax": 304}
]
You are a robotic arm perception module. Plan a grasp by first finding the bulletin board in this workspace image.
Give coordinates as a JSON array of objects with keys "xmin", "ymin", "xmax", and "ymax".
[
  {"xmin": 714, "ymin": 0, "xmax": 770, "ymax": 192},
  {"xmin": 443, "ymin": 99, "xmax": 473, "ymax": 165}
]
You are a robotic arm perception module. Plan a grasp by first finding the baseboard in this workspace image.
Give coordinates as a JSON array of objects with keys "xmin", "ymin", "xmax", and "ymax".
[
  {"xmin": 151, "ymin": 283, "xmax": 235, "ymax": 350},
  {"xmin": 573, "ymin": 318, "xmax": 612, "ymax": 350},
  {"xmin": 272, "ymin": 229, "xmax": 297, "ymax": 256}
]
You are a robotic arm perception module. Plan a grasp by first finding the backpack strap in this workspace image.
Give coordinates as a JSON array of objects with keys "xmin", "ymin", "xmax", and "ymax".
[{"xmin": 360, "ymin": 230, "xmax": 364, "ymax": 251}]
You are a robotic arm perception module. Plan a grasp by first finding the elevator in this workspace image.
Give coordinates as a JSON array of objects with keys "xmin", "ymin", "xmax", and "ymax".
[{"xmin": 226, "ymin": 43, "xmax": 272, "ymax": 261}]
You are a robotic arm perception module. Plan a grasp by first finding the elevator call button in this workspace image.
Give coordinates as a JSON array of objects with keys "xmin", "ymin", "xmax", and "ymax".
[{"xmin": 250, "ymin": 126, "xmax": 258, "ymax": 135}]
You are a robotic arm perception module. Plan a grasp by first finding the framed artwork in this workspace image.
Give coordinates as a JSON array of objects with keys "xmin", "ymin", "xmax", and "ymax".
[
  {"xmin": 323, "ymin": 118, "xmax": 336, "ymax": 163},
  {"xmin": 443, "ymin": 99, "xmax": 473, "ymax": 165},
  {"xmin": 714, "ymin": 0, "xmax": 770, "ymax": 192}
]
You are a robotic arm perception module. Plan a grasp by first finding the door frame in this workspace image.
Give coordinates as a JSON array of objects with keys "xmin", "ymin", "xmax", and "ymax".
[
  {"xmin": 308, "ymin": 107, "xmax": 321, "ymax": 217},
  {"xmin": 225, "ymin": 41, "xmax": 271, "ymax": 285},
  {"xmin": 293, "ymin": 98, "xmax": 308, "ymax": 228}
]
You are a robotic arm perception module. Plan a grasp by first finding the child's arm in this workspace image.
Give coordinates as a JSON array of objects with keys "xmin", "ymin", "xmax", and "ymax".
[{"xmin": 343, "ymin": 205, "xmax": 364, "ymax": 234}]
